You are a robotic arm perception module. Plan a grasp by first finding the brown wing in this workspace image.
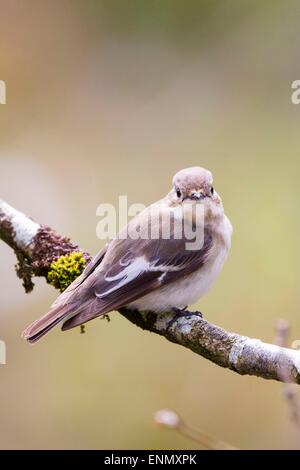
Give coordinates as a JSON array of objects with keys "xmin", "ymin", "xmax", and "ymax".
[
  {"xmin": 61, "ymin": 228, "xmax": 213, "ymax": 330},
  {"xmin": 23, "ymin": 227, "xmax": 213, "ymax": 342}
]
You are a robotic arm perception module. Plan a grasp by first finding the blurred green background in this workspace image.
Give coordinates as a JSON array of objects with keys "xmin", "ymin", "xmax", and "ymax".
[{"xmin": 1, "ymin": 0, "xmax": 300, "ymax": 450}]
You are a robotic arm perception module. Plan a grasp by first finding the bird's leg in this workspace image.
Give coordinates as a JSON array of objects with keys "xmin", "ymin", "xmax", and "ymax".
[{"xmin": 166, "ymin": 307, "xmax": 203, "ymax": 332}]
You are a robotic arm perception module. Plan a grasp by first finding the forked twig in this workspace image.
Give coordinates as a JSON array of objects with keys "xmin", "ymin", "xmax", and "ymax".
[{"xmin": 154, "ymin": 409, "xmax": 237, "ymax": 450}]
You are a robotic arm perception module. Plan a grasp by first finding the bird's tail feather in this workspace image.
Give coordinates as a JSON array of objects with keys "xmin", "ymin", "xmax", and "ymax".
[{"xmin": 22, "ymin": 305, "xmax": 72, "ymax": 343}]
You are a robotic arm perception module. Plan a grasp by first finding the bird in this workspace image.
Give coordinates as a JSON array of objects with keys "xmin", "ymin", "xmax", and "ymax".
[{"xmin": 22, "ymin": 166, "xmax": 232, "ymax": 343}]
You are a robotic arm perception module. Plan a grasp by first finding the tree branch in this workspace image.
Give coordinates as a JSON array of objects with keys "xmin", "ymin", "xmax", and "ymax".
[
  {"xmin": 274, "ymin": 319, "xmax": 300, "ymax": 427},
  {"xmin": 154, "ymin": 409, "xmax": 237, "ymax": 450},
  {"xmin": 1, "ymin": 198, "xmax": 300, "ymax": 385}
]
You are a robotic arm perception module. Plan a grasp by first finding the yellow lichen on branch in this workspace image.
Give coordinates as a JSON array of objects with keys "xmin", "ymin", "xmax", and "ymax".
[{"xmin": 47, "ymin": 252, "xmax": 87, "ymax": 292}]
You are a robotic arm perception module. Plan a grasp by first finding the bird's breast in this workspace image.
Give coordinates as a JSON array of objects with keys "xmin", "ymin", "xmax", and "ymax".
[{"xmin": 126, "ymin": 220, "xmax": 231, "ymax": 314}]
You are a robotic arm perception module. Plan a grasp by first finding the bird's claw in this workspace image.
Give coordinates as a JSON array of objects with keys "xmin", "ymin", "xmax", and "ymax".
[
  {"xmin": 166, "ymin": 307, "xmax": 203, "ymax": 332},
  {"xmin": 191, "ymin": 310, "xmax": 203, "ymax": 318}
]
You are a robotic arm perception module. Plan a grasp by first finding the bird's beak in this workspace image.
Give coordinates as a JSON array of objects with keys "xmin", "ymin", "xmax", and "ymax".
[{"xmin": 186, "ymin": 192, "xmax": 206, "ymax": 201}]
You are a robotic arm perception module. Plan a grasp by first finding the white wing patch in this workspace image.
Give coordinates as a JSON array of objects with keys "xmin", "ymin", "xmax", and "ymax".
[
  {"xmin": 95, "ymin": 254, "xmax": 183, "ymax": 299},
  {"xmin": 96, "ymin": 256, "xmax": 150, "ymax": 298}
]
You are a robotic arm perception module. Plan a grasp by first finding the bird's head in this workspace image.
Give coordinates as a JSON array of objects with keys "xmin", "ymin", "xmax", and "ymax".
[{"xmin": 169, "ymin": 167, "xmax": 222, "ymax": 210}]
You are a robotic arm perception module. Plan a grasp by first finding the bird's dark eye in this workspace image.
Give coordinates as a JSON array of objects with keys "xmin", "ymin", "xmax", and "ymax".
[
  {"xmin": 210, "ymin": 187, "xmax": 214, "ymax": 195},
  {"xmin": 176, "ymin": 189, "xmax": 181, "ymax": 198}
]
